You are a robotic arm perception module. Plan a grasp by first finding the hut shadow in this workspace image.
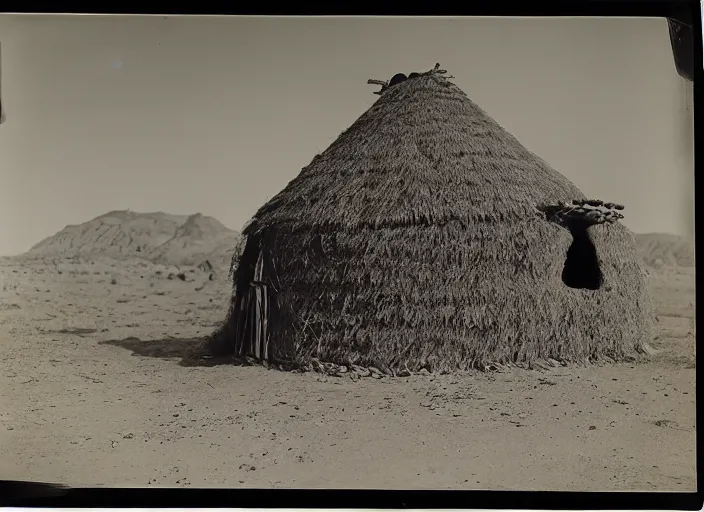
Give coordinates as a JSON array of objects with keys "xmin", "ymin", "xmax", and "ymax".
[{"xmin": 99, "ymin": 336, "xmax": 234, "ymax": 368}]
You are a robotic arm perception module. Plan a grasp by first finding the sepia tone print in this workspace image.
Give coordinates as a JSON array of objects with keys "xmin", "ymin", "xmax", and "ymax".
[{"xmin": 0, "ymin": 15, "xmax": 695, "ymax": 491}]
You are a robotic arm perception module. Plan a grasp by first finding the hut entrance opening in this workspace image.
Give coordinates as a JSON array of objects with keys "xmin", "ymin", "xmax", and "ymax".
[
  {"xmin": 236, "ymin": 247, "xmax": 272, "ymax": 361},
  {"xmin": 561, "ymin": 223, "xmax": 602, "ymax": 290}
]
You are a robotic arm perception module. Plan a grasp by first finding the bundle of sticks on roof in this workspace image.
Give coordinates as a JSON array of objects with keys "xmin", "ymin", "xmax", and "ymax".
[
  {"xmin": 367, "ymin": 62, "xmax": 453, "ymax": 95},
  {"xmin": 541, "ymin": 198, "xmax": 625, "ymax": 225}
]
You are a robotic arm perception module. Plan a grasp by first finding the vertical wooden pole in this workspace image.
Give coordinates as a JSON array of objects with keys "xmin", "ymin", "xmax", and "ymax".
[
  {"xmin": 254, "ymin": 285, "xmax": 262, "ymax": 359},
  {"xmin": 253, "ymin": 250, "xmax": 265, "ymax": 359},
  {"xmin": 262, "ymin": 285, "xmax": 269, "ymax": 361}
]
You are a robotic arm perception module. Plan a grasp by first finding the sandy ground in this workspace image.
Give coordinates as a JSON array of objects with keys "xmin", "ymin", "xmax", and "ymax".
[{"xmin": 0, "ymin": 256, "xmax": 696, "ymax": 491}]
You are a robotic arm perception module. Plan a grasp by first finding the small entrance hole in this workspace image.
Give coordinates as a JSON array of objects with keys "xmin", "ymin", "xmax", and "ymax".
[{"xmin": 561, "ymin": 223, "xmax": 602, "ymax": 290}]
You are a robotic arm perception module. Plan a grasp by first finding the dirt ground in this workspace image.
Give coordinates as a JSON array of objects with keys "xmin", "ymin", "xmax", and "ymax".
[{"xmin": 0, "ymin": 256, "xmax": 696, "ymax": 491}]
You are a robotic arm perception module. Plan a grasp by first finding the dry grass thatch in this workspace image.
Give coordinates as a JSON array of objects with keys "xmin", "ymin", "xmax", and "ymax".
[{"xmin": 209, "ymin": 66, "xmax": 654, "ymax": 373}]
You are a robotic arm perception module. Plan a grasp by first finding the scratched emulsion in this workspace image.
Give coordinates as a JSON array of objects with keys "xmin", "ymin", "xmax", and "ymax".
[{"xmin": 0, "ymin": 42, "xmax": 6, "ymax": 125}]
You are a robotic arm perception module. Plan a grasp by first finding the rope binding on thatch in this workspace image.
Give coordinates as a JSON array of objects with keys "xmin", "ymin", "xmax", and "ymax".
[
  {"xmin": 538, "ymin": 198, "xmax": 625, "ymax": 227},
  {"xmin": 367, "ymin": 62, "xmax": 455, "ymax": 95}
]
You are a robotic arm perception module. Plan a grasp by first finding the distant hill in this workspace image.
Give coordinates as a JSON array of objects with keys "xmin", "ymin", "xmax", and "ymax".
[
  {"xmin": 147, "ymin": 213, "xmax": 238, "ymax": 268},
  {"xmin": 634, "ymin": 232, "xmax": 695, "ymax": 268},
  {"xmin": 24, "ymin": 210, "xmax": 240, "ymax": 269}
]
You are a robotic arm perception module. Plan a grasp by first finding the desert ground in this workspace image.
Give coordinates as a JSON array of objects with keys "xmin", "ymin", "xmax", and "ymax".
[{"xmin": 0, "ymin": 253, "xmax": 696, "ymax": 491}]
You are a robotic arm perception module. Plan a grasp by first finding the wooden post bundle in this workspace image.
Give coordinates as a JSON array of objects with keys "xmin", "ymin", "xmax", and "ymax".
[
  {"xmin": 539, "ymin": 198, "xmax": 625, "ymax": 226},
  {"xmin": 367, "ymin": 62, "xmax": 454, "ymax": 95}
]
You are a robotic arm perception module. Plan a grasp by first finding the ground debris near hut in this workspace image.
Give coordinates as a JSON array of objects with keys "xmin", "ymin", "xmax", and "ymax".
[
  {"xmin": 288, "ymin": 358, "xmax": 556, "ymax": 380},
  {"xmin": 300, "ymin": 359, "xmax": 406, "ymax": 379},
  {"xmin": 238, "ymin": 356, "xmax": 401, "ymax": 380}
]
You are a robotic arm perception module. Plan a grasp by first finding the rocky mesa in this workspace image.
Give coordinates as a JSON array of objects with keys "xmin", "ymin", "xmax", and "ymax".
[
  {"xmin": 23, "ymin": 210, "xmax": 240, "ymax": 269},
  {"xmin": 634, "ymin": 232, "xmax": 695, "ymax": 268}
]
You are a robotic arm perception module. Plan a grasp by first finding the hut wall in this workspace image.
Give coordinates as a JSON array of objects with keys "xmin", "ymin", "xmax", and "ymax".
[{"xmin": 259, "ymin": 217, "xmax": 652, "ymax": 372}]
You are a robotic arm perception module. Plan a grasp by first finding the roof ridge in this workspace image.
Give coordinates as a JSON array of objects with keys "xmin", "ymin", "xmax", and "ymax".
[{"xmin": 367, "ymin": 62, "xmax": 454, "ymax": 95}]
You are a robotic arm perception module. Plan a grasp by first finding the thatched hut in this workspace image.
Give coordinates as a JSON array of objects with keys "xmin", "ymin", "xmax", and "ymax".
[{"xmin": 210, "ymin": 64, "xmax": 653, "ymax": 373}]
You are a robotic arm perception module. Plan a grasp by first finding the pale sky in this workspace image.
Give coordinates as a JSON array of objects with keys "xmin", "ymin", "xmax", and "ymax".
[{"xmin": 0, "ymin": 15, "xmax": 694, "ymax": 256}]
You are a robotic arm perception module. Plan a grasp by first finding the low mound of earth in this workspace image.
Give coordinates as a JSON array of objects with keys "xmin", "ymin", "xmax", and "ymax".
[
  {"xmin": 634, "ymin": 233, "xmax": 695, "ymax": 268},
  {"xmin": 22, "ymin": 210, "xmax": 240, "ymax": 270}
]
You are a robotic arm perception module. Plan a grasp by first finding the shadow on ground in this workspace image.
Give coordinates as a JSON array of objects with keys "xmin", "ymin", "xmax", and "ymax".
[{"xmin": 99, "ymin": 336, "xmax": 233, "ymax": 367}]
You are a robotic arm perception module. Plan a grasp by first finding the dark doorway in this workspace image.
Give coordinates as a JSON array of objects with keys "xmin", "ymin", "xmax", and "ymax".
[{"xmin": 562, "ymin": 223, "xmax": 602, "ymax": 290}]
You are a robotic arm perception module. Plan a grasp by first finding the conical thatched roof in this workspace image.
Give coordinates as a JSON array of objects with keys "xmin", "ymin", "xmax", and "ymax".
[
  {"xmin": 213, "ymin": 65, "xmax": 653, "ymax": 373},
  {"xmin": 250, "ymin": 70, "xmax": 585, "ymax": 231}
]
